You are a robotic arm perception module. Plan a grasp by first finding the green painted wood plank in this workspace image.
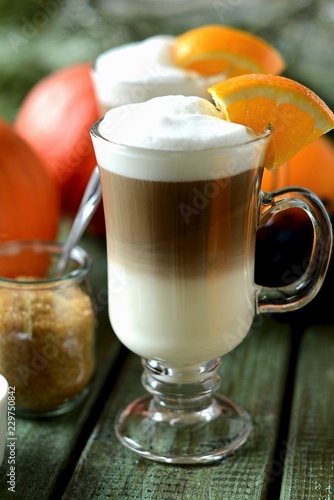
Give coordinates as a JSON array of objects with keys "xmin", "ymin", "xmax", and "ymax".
[
  {"xmin": 0, "ymin": 236, "xmax": 123, "ymax": 499},
  {"xmin": 65, "ymin": 316, "xmax": 291, "ymax": 500},
  {"xmin": 280, "ymin": 327, "xmax": 334, "ymax": 500}
]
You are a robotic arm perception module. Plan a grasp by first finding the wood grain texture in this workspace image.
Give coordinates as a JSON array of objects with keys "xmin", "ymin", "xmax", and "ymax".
[
  {"xmin": 280, "ymin": 326, "xmax": 334, "ymax": 500},
  {"xmin": 64, "ymin": 316, "xmax": 291, "ymax": 500}
]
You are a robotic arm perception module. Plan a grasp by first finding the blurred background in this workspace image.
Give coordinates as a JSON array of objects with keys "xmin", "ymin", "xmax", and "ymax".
[{"xmin": 0, "ymin": 0, "xmax": 334, "ymax": 122}]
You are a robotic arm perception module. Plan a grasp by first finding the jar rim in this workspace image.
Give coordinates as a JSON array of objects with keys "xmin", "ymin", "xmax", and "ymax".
[{"xmin": 0, "ymin": 240, "xmax": 92, "ymax": 289}]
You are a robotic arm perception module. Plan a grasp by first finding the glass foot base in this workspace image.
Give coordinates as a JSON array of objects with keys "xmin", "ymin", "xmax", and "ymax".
[{"xmin": 115, "ymin": 393, "xmax": 252, "ymax": 464}]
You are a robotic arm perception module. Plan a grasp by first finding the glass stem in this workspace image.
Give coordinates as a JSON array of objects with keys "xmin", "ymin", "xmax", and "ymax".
[{"xmin": 141, "ymin": 358, "xmax": 221, "ymax": 414}]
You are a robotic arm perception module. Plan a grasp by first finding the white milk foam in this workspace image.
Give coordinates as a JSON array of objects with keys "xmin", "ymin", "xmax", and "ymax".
[
  {"xmin": 95, "ymin": 95, "xmax": 260, "ymax": 181},
  {"xmin": 93, "ymin": 35, "xmax": 226, "ymax": 108},
  {"xmin": 99, "ymin": 95, "xmax": 255, "ymax": 150}
]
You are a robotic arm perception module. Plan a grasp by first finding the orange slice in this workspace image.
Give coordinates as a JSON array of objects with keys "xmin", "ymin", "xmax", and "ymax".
[
  {"xmin": 172, "ymin": 24, "xmax": 285, "ymax": 77},
  {"xmin": 208, "ymin": 74, "xmax": 334, "ymax": 169}
]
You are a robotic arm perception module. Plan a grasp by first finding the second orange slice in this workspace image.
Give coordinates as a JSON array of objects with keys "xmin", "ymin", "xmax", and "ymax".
[{"xmin": 172, "ymin": 24, "xmax": 285, "ymax": 77}]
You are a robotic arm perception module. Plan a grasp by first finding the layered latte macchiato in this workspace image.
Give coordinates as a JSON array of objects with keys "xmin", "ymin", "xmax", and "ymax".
[
  {"xmin": 90, "ymin": 33, "xmax": 334, "ymax": 463},
  {"xmin": 92, "ymin": 95, "xmax": 268, "ymax": 365}
]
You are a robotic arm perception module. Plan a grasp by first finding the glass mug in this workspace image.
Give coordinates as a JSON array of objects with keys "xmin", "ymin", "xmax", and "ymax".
[{"xmin": 91, "ymin": 124, "xmax": 332, "ymax": 464}]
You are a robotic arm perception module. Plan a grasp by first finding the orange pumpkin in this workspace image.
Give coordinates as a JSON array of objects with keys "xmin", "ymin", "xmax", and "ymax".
[
  {"xmin": 262, "ymin": 136, "xmax": 334, "ymax": 213},
  {"xmin": 14, "ymin": 63, "xmax": 100, "ymax": 220},
  {"xmin": 0, "ymin": 119, "xmax": 60, "ymax": 243}
]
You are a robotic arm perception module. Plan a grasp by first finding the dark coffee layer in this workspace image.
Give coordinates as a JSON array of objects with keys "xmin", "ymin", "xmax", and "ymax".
[{"xmin": 99, "ymin": 166, "xmax": 262, "ymax": 277}]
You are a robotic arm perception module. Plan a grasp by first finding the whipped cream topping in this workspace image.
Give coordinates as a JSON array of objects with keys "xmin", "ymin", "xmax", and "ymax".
[
  {"xmin": 98, "ymin": 95, "xmax": 257, "ymax": 151},
  {"xmin": 93, "ymin": 36, "xmax": 226, "ymax": 108},
  {"xmin": 92, "ymin": 95, "xmax": 265, "ymax": 182}
]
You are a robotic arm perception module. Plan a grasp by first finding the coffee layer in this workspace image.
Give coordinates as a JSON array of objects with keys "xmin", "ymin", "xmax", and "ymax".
[{"xmin": 100, "ymin": 166, "xmax": 260, "ymax": 279}]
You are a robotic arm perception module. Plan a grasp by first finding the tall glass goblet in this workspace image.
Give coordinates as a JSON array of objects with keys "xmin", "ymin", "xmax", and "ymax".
[{"xmin": 91, "ymin": 123, "xmax": 332, "ymax": 464}]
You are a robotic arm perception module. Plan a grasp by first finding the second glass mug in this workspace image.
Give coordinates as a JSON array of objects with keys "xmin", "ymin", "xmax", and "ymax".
[{"xmin": 91, "ymin": 124, "xmax": 332, "ymax": 464}]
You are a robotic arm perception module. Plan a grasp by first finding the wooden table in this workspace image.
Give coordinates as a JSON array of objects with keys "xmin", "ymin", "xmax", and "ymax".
[{"xmin": 0, "ymin": 234, "xmax": 333, "ymax": 500}]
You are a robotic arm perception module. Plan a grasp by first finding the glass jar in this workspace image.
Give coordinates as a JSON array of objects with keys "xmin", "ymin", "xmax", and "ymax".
[{"xmin": 0, "ymin": 240, "xmax": 96, "ymax": 418}]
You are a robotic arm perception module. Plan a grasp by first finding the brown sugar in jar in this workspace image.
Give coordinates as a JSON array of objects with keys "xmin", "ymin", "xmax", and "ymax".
[{"xmin": 0, "ymin": 241, "xmax": 96, "ymax": 418}]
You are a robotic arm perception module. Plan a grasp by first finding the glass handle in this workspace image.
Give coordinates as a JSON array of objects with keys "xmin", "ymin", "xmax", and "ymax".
[{"xmin": 256, "ymin": 187, "xmax": 333, "ymax": 313}]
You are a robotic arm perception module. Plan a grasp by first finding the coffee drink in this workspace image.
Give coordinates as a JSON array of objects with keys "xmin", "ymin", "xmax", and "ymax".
[
  {"xmin": 99, "ymin": 167, "xmax": 261, "ymax": 364},
  {"xmin": 91, "ymin": 95, "xmax": 269, "ymax": 365}
]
